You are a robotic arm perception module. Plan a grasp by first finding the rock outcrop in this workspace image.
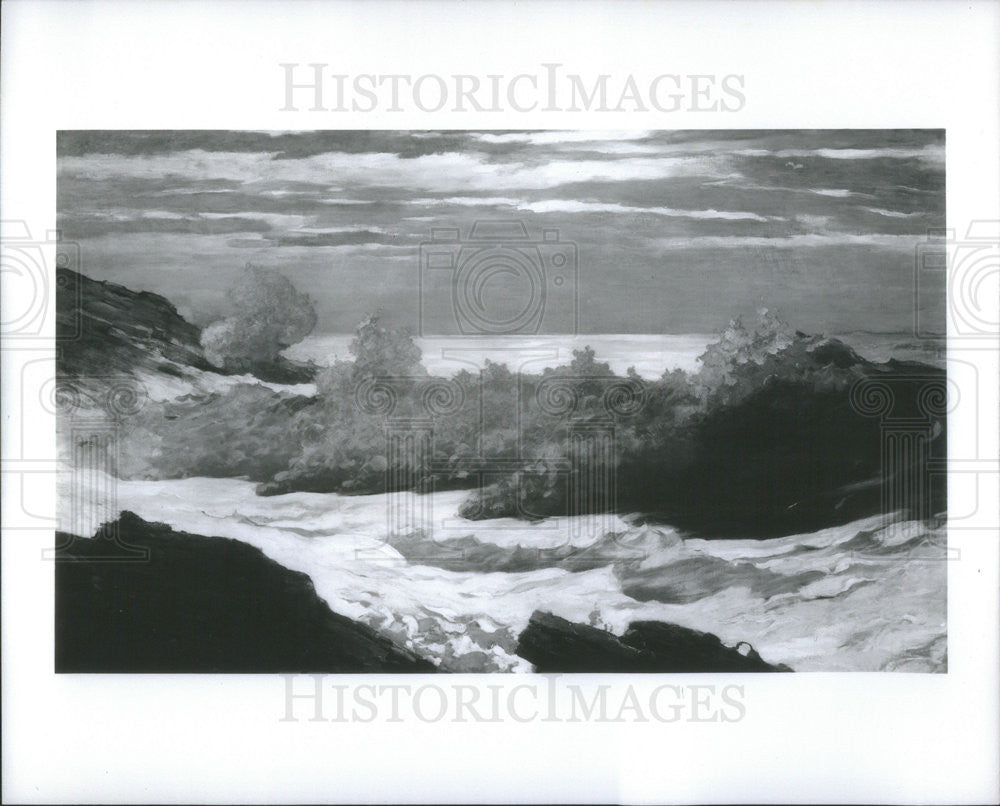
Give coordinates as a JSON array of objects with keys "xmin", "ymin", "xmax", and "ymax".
[
  {"xmin": 516, "ymin": 610, "xmax": 792, "ymax": 673},
  {"xmin": 57, "ymin": 267, "xmax": 315, "ymax": 383},
  {"xmin": 55, "ymin": 512, "xmax": 434, "ymax": 672}
]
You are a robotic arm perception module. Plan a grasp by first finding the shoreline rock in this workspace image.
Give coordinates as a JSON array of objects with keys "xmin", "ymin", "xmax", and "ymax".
[
  {"xmin": 57, "ymin": 267, "xmax": 316, "ymax": 385},
  {"xmin": 56, "ymin": 512, "xmax": 435, "ymax": 673},
  {"xmin": 515, "ymin": 610, "xmax": 792, "ymax": 673}
]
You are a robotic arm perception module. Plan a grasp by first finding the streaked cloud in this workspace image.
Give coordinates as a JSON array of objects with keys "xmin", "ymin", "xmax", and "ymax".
[
  {"xmin": 863, "ymin": 207, "xmax": 923, "ymax": 218},
  {"xmin": 518, "ymin": 199, "xmax": 778, "ymax": 222},
  {"xmin": 57, "ymin": 129, "xmax": 945, "ymax": 334},
  {"xmin": 654, "ymin": 233, "xmax": 923, "ymax": 251},
  {"xmin": 734, "ymin": 144, "xmax": 944, "ymax": 165},
  {"xmin": 808, "ymin": 188, "xmax": 857, "ymax": 198}
]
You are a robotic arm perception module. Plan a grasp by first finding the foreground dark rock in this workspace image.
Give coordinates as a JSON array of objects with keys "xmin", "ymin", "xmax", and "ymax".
[
  {"xmin": 55, "ymin": 512, "xmax": 434, "ymax": 672},
  {"xmin": 516, "ymin": 610, "xmax": 792, "ymax": 673}
]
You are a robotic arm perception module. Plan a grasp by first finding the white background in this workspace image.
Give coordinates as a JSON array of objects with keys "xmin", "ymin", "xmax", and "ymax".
[{"xmin": 2, "ymin": 0, "xmax": 998, "ymax": 803}]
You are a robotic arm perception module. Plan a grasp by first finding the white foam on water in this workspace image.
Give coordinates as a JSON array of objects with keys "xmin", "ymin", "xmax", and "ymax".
[{"xmin": 58, "ymin": 471, "xmax": 946, "ymax": 673}]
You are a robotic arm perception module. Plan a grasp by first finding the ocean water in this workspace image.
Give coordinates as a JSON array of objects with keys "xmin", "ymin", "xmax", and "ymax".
[
  {"xmin": 60, "ymin": 473, "xmax": 947, "ymax": 673},
  {"xmin": 60, "ymin": 331, "xmax": 946, "ymax": 671},
  {"xmin": 285, "ymin": 331, "xmax": 946, "ymax": 378},
  {"xmin": 129, "ymin": 327, "xmax": 943, "ymax": 405}
]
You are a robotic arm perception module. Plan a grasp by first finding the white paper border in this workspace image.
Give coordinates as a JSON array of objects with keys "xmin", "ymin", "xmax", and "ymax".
[{"xmin": 2, "ymin": 1, "xmax": 998, "ymax": 803}]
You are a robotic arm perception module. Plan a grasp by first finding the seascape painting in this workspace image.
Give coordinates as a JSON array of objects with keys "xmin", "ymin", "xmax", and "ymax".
[{"xmin": 54, "ymin": 129, "xmax": 948, "ymax": 673}]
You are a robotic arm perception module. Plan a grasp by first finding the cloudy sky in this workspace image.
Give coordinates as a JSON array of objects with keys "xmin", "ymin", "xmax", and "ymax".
[{"xmin": 57, "ymin": 129, "xmax": 944, "ymax": 335}]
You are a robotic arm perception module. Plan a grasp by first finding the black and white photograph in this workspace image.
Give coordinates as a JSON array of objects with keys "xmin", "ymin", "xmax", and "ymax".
[
  {"xmin": 55, "ymin": 129, "xmax": 948, "ymax": 674},
  {"xmin": 3, "ymin": 1, "xmax": 998, "ymax": 804}
]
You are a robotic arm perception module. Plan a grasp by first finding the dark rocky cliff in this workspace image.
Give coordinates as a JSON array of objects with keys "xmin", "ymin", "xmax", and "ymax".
[
  {"xmin": 56, "ymin": 512, "xmax": 434, "ymax": 673},
  {"xmin": 57, "ymin": 267, "xmax": 315, "ymax": 383}
]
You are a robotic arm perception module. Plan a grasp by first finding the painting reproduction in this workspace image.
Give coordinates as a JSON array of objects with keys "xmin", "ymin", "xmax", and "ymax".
[{"xmin": 54, "ymin": 129, "xmax": 948, "ymax": 673}]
